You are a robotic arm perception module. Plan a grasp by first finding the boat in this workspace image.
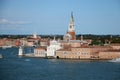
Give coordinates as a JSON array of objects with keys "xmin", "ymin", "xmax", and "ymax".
[{"xmin": 109, "ymin": 58, "xmax": 120, "ymax": 62}]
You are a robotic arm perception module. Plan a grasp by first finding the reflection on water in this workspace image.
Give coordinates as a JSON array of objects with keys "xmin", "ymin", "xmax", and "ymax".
[
  {"xmin": 25, "ymin": 59, "xmax": 31, "ymax": 61},
  {"xmin": 0, "ymin": 47, "xmax": 120, "ymax": 80}
]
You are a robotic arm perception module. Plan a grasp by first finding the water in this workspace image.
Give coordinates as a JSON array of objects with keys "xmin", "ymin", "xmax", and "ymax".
[{"xmin": 0, "ymin": 47, "xmax": 120, "ymax": 80}]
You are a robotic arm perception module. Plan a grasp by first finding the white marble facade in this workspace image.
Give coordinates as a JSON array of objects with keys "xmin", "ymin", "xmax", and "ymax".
[{"xmin": 47, "ymin": 38, "xmax": 61, "ymax": 57}]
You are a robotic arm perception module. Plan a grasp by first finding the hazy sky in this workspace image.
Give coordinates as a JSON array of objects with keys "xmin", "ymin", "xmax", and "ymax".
[{"xmin": 0, "ymin": 0, "xmax": 120, "ymax": 35}]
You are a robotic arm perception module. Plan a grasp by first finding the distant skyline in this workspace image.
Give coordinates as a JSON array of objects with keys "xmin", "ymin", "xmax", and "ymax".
[{"xmin": 0, "ymin": 0, "xmax": 120, "ymax": 35}]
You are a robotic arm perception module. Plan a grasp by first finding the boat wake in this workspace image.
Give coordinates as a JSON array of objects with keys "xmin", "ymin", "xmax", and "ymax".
[
  {"xmin": 108, "ymin": 58, "xmax": 120, "ymax": 63},
  {"xmin": 25, "ymin": 59, "xmax": 30, "ymax": 61}
]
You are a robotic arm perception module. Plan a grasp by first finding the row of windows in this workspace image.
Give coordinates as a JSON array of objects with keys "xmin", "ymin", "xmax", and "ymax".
[
  {"xmin": 72, "ymin": 49, "xmax": 90, "ymax": 52},
  {"xmin": 63, "ymin": 52, "xmax": 89, "ymax": 55},
  {"xmin": 35, "ymin": 51, "xmax": 45, "ymax": 54},
  {"xmin": 48, "ymin": 46, "xmax": 61, "ymax": 50},
  {"xmin": 35, "ymin": 52, "xmax": 46, "ymax": 55},
  {"xmin": 80, "ymin": 53, "xmax": 89, "ymax": 55}
]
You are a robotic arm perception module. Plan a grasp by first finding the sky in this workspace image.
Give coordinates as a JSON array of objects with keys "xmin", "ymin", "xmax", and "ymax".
[{"xmin": 0, "ymin": 0, "xmax": 120, "ymax": 35}]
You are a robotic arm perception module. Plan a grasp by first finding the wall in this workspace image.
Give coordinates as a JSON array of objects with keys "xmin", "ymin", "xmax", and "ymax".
[{"xmin": 99, "ymin": 51, "xmax": 120, "ymax": 59}]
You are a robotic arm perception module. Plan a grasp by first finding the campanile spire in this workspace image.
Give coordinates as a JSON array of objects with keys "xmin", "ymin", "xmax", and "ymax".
[{"xmin": 68, "ymin": 12, "xmax": 75, "ymax": 32}]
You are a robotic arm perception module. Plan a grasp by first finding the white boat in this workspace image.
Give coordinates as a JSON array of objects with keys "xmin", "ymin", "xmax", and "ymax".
[
  {"xmin": 2, "ymin": 45, "xmax": 12, "ymax": 49},
  {"xmin": 109, "ymin": 58, "xmax": 120, "ymax": 62}
]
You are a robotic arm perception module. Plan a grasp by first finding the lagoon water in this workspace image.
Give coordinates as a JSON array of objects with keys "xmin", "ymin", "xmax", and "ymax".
[{"xmin": 0, "ymin": 47, "xmax": 120, "ymax": 80}]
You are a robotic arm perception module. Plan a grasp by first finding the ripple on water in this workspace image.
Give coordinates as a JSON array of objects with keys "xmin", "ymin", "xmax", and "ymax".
[{"xmin": 25, "ymin": 59, "xmax": 30, "ymax": 61}]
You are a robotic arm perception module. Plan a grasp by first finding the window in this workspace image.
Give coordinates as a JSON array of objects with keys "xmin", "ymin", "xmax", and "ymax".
[
  {"xmin": 77, "ymin": 52, "xmax": 80, "ymax": 55},
  {"xmin": 63, "ymin": 52, "xmax": 67, "ymax": 55}
]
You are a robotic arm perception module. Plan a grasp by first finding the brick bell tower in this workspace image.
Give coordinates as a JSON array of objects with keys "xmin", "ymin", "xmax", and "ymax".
[{"xmin": 67, "ymin": 12, "xmax": 76, "ymax": 40}]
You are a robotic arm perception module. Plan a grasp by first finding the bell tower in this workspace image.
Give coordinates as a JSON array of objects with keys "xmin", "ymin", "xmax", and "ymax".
[
  {"xmin": 63, "ymin": 12, "xmax": 76, "ymax": 40},
  {"xmin": 67, "ymin": 12, "xmax": 76, "ymax": 40}
]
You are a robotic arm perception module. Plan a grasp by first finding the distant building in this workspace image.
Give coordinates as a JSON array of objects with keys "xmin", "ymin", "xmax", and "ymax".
[
  {"xmin": 34, "ymin": 47, "xmax": 47, "ymax": 57},
  {"xmin": 59, "ymin": 40, "xmax": 90, "ymax": 48},
  {"xmin": 27, "ymin": 33, "xmax": 41, "ymax": 47},
  {"xmin": 40, "ymin": 39, "xmax": 49, "ymax": 47},
  {"xmin": 33, "ymin": 32, "xmax": 37, "ymax": 38},
  {"xmin": 0, "ymin": 39, "xmax": 5, "ymax": 46},
  {"xmin": 15, "ymin": 39, "xmax": 21, "ymax": 46}
]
